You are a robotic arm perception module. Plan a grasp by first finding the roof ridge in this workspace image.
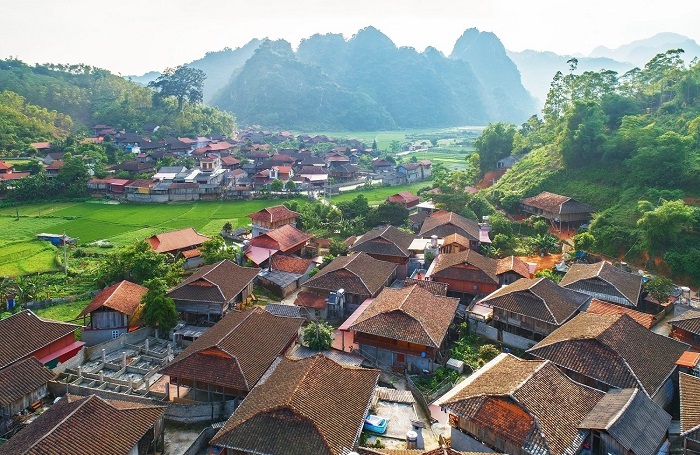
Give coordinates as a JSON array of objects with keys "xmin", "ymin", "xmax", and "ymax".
[
  {"xmin": 600, "ymin": 262, "xmax": 639, "ymax": 306},
  {"xmin": 605, "ymin": 388, "xmax": 637, "ymax": 430},
  {"xmin": 529, "ymin": 278, "xmax": 558, "ymax": 324},
  {"xmin": 401, "ymin": 286, "xmax": 440, "ymax": 347}
]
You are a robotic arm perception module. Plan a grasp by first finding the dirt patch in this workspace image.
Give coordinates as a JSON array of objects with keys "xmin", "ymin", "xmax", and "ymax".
[{"xmin": 518, "ymin": 253, "xmax": 563, "ymax": 274}]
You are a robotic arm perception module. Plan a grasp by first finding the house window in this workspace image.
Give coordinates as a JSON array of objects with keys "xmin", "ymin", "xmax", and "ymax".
[{"xmin": 111, "ymin": 330, "xmax": 120, "ymax": 339}]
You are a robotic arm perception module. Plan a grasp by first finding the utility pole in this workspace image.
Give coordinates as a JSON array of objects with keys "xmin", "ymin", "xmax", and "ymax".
[{"xmin": 63, "ymin": 231, "xmax": 68, "ymax": 276}]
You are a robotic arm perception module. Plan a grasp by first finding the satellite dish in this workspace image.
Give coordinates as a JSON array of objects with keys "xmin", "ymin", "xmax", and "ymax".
[{"xmin": 421, "ymin": 352, "xmax": 426, "ymax": 358}]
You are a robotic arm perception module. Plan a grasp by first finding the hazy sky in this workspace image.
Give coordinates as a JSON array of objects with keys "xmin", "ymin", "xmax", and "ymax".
[{"xmin": 1, "ymin": 0, "xmax": 698, "ymax": 75}]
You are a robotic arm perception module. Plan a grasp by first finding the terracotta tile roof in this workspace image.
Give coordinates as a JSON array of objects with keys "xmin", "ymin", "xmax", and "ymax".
[
  {"xmin": 403, "ymin": 278, "xmax": 448, "ymax": 296},
  {"xmin": 480, "ymin": 277, "xmax": 589, "ymax": 324},
  {"xmin": 441, "ymin": 354, "xmax": 604, "ymax": 455},
  {"xmin": 161, "ymin": 307, "xmax": 303, "ymax": 391},
  {"xmin": 0, "ymin": 160, "xmax": 13, "ymax": 170},
  {"xmin": 270, "ymin": 255, "xmax": 313, "ymax": 275},
  {"xmin": 0, "ymin": 310, "xmax": 79, "ymax": 370},
  {"xmin": 0, "ymin": 357, "xmax": 54, "ymax": 407},
  {"xmin": 579, "ymin": 388, "xmax": 671, "ymax": 455},
  {"xmin": 429, "ymin": 250, "xmax": 501, "ymax": 284},
  {"xmin": 678, "ymin": 351, "xmax": 700, "ymax": 369},
  {"xmin": 0, "ymin": 394, "xmax": 165, "ymax": 455},
  {"xmin": 351, "ymin": 225, "xmax": 415, "ymax": 258},
  {"xmin": 496, "ymin": 255, "xmax": 531, "ymax": 278},
  {"xmin": 79, "ymin": 280, "xmax": 147, "ymax": 318},
  {"xmin": 680, "ymin": 372, "xmax": 700, "ymax": 437},
  {"xmin": 147, "ymin": 227, "xmax": 210, "ymax": 254},
  {"xmin": 386, "ymin": 191, "xmax": 420, "ymax": 205},
  {"xmin": 670, "ymin": 309, "xmax": 700, "ymax": 336},
  {"xmin": 560, "ymin": 261, "xmax": 643, "ymax": 307},
  {"xmin": 250, "ymin": 224, "xmax": 313, "ymax": 252},
  {"xmin": 295, "ymin": 291, "xmax": 328, "ymax": 309},
  {"xmin": 350, "ymin": 285, "xmax": 458, "ymax": 348},
  {"xmin": 521, "ymin": 191, "xmax": 595, "ymax": 214},
  {"xmin": 419, "ymin": 211, "xmax": 482, "ymax": 241},
  {"xmin": 210, "ymin": 355, "xmax": 380, "ymax": 455},
  {"xmin": 299, "ymin": 165, "xmax": 328, "ymax": 175},
  {"xmin": 586, "ymin": 299, "xmax": 655, "ymax": 329},
  {"xmin": 304, "ymin": 253, "xmax": 397, "ymax": 296},
  {"xmin": 181, "ymin": 248, "xmax": 201, "ymax": 259},
  {"xmin": 442, "ymin": 233, "xmax": 471, "ymax": 248},
  {"xmin": 168, "ymin": 259, "xmax": 259, "ymax": 305},
  {"xmin": 31, "ymin": 141, "xmax": 51, "ymax": 149},
  {"xmin": 221, "ymin": 156, "xmax": 241, "ymax": 166},
  {"xmin": 45, "ymin": 160, "xmax": 65, "ymax": 170},
  {"xmin": 528, "ymin": 312, "xmax": 689, "ymax": 397},
  {"xmin": 408, "ymin": 211, "xmax": 430, "ymax": 226},
  {"xmin": 358, "ymin": 449, "xmax": 470, "ymax": 455},
  {"xmin": 247, "ymin": 204, "xmax": 300, "ymax": 223}
]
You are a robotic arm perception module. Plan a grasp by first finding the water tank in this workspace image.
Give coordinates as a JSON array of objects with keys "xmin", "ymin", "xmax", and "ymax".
[
  {"xmin": 430, "ymin": 235, "xmax": 438, "ymax": 247},
  {"xmin": 406, "ymin": 430, "xmax": 418, "ymax": 449}
]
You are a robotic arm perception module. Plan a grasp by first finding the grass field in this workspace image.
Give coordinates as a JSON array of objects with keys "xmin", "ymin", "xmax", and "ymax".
[
  {"xmin": 0, "ymin": 182, "xmax": 435, "ymax": 277},
  {"xmin": 34, "ymin": 298, "xmax": 90, "ymax": 322}
]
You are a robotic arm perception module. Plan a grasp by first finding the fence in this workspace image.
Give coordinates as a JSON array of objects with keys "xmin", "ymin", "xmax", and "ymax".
[
  {"xmin": 182, "ymin": 427, "xmax": 218, "ymax": 455},
  {"xmin": 23, "ymin": 289, "xmax": 100, "ymax": 311},
  {"xmin": 404, "ymin": 372, "xmax": 432, "ymax": 420},
  {"xmin": 466, "ymin": 319, "xmax": 536, "ymax": 351}
]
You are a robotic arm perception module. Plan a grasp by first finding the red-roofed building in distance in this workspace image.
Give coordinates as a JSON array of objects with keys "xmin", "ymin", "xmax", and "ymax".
[
  {"xmin": 246, "ymin": 204, "xmax": 300, "ymax": 238},
  {"xmin": 78, "ymin": 281, "xmax": 148, "ymax": 345},
  {"xmin": 386, "ymin": 190, "xmax": 420, "ymax": 208},
  {"xmin": 147, "ymin": 227, "xmax": 210, "ymax": 260}
]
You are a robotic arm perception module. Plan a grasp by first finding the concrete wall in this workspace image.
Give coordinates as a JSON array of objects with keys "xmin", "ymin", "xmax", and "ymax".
[
  {"xmin": 52, "ymin": 346, "xmax": 86, "ymax": 374},
  {"xmin": 450, "ymin": 427, "xmax": 496, "ymax": 453},
  {"xmin": 165, "ymin": 399, "xmax": 239, "ymax": 424},
  {"xmin": 183, "ymin": 427, "xmax": 217, "ymax": 455},
  {"xmin": 467, "ymin": 319, "xmax": 536, "ymax": 351},
  {"xmin": 85, "ymin": 327, "xmax": 153, "ymax": 361},
  {"xmin": 82, "ymin": 327, "xmax": 128, "ymax": 347}
]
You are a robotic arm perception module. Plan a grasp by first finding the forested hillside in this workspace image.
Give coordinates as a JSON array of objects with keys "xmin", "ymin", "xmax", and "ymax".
[
  {"xmin": 0, "ymin": 58, "xmax": 236, "ymax": 154},
  {"xmin": 480, "ymin": 49, "xmax": 700, "ymax": 282},
  {"xmin": 212, "ymin": 27, "xmax": 536, "ymax": 130}
]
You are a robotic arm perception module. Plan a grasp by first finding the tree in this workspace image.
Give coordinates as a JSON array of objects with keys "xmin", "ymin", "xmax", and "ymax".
[
  {"xmin": 200, "ymin": 236, "xmax": 239, "ymax": 265},
  {"xmin": 389, "ymin": 140, "xmax": 401, "ymax": 153},
  {"xmin": 56, "ymin": 155, "xmax": 90, "ymax": 197},
  {"xmin": 473, "ymin": 122, "xmax": 517, "ymax": 170},
  {"xmin": 284, "ymin": 179, "xmax": 297, "ymax": 192},
  {"xmin": 95, "ymin": 240, "xmax": 183, "ymax": 287},
  {"xmin": 329, "ymin": 240, "xmax": 349, "ymax": 256},
  {"xmin": 148, "ymin": 65, "xmax": 206, "ymax": 111},
  {"xmin": 270, "ymin": 179, "xmax": 284, "ymax": 192},
  {"xmin": 302, "ymin": 320, "xmax": 334, "ymax": 351},
  {"xmin": 222, "ymin": 221, "xmax": 233, "ymax": 233},
  {"xmin": 573, "ymin": 232, "xmax": 595, "ymax": 253},
  {"xmin": 534, "ymin": 234, "xmax": 560, "ymax": 256},
  {"xmin": 141, "ymin": 279, "xmax": 178, "ymax": 335},
  {"xmin": 637, "ymin": 199, "xmax": 695, "ymax": 255},
  {"xmin": 644, "ymin": 276, "xmax": 674, "ymax": 303}
]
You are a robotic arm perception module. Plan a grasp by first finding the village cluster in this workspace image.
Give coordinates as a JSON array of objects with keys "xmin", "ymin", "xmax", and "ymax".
[
  {"xmin": 0, "ymin": 126, "xmax": 434, "ymax": 200},
  {"xmin": 2, "ymin": 161, "xmax": 700, "ymax": 455}
]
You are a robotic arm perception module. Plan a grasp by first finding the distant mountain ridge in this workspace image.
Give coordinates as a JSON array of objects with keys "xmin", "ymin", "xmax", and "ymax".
[
  {"xmin": 210, "ymin": 27, "xmax": 536, "ymax": 130},
  {"xmin": 125, "ymin": 30, "xmax": 700, "ymax": 129}
]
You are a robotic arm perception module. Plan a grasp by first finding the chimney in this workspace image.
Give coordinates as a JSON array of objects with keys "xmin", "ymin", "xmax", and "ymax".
[{"xmin": 430, "ymin": 235, "xmax": 438, "ymax": 248}]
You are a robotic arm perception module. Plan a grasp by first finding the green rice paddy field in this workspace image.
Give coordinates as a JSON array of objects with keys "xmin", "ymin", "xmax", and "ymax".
[{"xmin": 0, "ymin": 182, "xmax": 429, "ymax": 277}]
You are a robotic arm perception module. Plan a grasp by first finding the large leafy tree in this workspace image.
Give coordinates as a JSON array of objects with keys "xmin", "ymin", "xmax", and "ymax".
[
  {"xmin": 199, "ymin": 236, "xmax": 239, "ymax": 265},
  {"xmin": 302, "ymin": 320, "xmax": 333, "ymax": 351},
  {"xmin": 141, "ymin": 278, "xmax": 178, "ymax": 335},
  {"xmin": 473, "ymin": 122, "xmax": 517, "ymax": 171},
  {"xmin": 95, "ymin": 240, "xmax": 183, "ymax": 287},
  {"xmin": 149, "ymin": 66, "xmax": 206, "ymax": 111}
]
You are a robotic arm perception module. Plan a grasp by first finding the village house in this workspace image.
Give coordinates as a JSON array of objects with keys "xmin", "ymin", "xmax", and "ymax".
[
  {"xmin": 297, "ymin": 165, "xmax": 329, "ymax": 187},
  {"xmin": 0, "ymin": 309, "xmax": 83, "ymax": 370},
  {"xmin": 478, "ymin": 277, "xmax": 590, "ymax": 342},
  {"xmin": 78, "ymin": 280, "xmax": 148, "ymax": 346},
  {"xmin": 527, "ymin": 312, "xmax": 689, "ymax": 408},
  {"xmin": 349, "ymin": 225, "xmax": 415, "ymax": 279},
  {"xmin": 372, "ymin": 157, "xmax": 394, "ymax": 173},
  {"xmin": 44, "ymin": 159, "xmax": 65, "ymax": 178},
  {"xmin": 585, "ymin": 298, "xmax": 656, "ymax": 329},
  {"xmin": 147, "ymin": 227, "xmax": 210, "ymax": 265},
  {"xmin": 0, "ymin": 160, "xmax": 30, "ymax": 183},
  {"xmin": 680, "ymin": 372, "xmax": 700, "ymax": 454},
  {"xmin": 439, "ymin": 233, "xmax": 472, "ymax": 254},
  {"xmin": 346, "ymin": 284, "xmax": 459, "ymax": 372},
  {"xmin": 436, "ymin": 353, "xmax": 605, "ymax": 455},
  {"xmin": 328, "ymin": 162, "xmax": 359, "ymax": 181},
  {"xmin": 419, "ymin": 211, "xmax": 491, "ymax": 247},
  {"xmin": 161, "ymin": 307, "xmax": 304, "ymax": 402},
  {"xmin": 578, "ymin": 387, "xmax": 671, "ymax": 455},
  {"xmin": 426, "ymin": 250, "xmax": 530, "ymax": 302},
  {"xmin": 0, "ymin": 357, "xmax": 55, "ymax": 433},
  {"xmin": 301, "ymin": 252, "xmax": 398, "ymax": 317},
  {"xmin": 209, "ymin": 354, "xmax": 379, "ymax": 455},
  {"xmin": 385, "ymin": 190, "xmax": 420, "ymax": 208},
  {"xmin": 520, "ymin": 191, "xmax": 595, "ymax": 229},
  {"xmin": 436, "ymin": 353, "xmax": 670, "ymax": 455},
  {"xmin": 167, "ymin": 259, "xmax": 259, "ymax": 324},
  {"xmin": 256, "ymin": 255, "xmax": 315, "ymax": 298},
  {"xmin": 246, "ymin": 224, "xmax": 313, "ymax": 266},
  {"xmin": 0, "ymin": 394, "xmax": 166, "ymax": 455},
  {"xmin": 560, "ymin": 261, "xmax": 659, "ymax": 313},
  {"xmin": 669, "ymin": 309, "xmax": 700, "ymax": 350},
  {"xmin": 247, "ymin": 204, "xmax": 300, "ymax": 238},
  {"xmin": 396, "ymin": 162, "xmax": 421, "ymax": 182}
]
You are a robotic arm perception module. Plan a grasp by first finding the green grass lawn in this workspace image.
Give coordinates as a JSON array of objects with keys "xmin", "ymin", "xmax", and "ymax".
[
  {"xmin": 34, "ymin": 297, "xmax": 90, "ymax": 322},
  {"xmin": 0, "ymin": 181, "xmax": 438, "ymax": 277}
]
